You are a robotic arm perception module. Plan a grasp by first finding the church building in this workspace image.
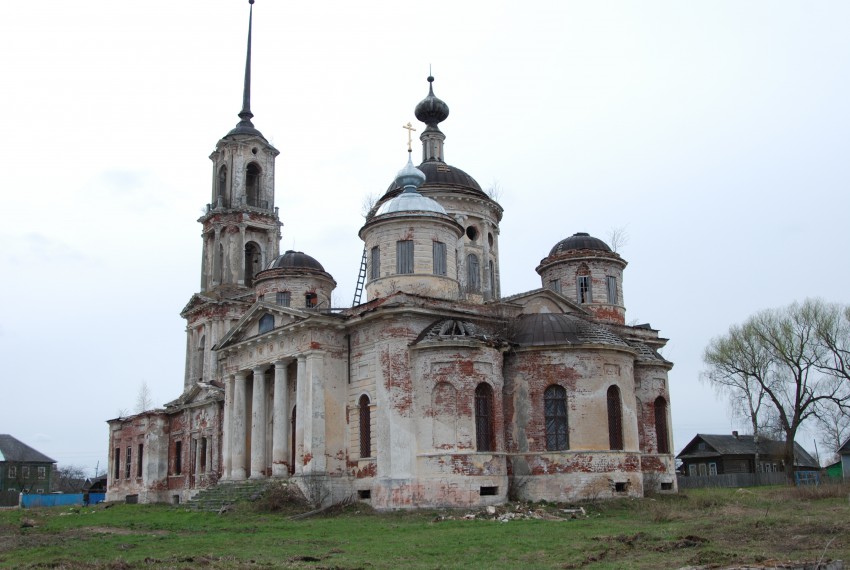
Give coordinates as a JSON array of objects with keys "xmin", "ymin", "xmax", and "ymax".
[{"xmin": 106, "ymin": 2, "xmax": 677, "ymax": 509}]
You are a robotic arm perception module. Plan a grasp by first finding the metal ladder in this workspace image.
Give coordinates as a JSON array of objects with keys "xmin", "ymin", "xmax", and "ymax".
[{"xmin": 352, "ymin": 247, "xmax": 367, "ymax": 306}]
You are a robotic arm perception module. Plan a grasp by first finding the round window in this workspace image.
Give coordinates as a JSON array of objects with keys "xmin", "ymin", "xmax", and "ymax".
[{"xmin": 466, "ymin": 226, "xmax": 479, "ymax": 241}]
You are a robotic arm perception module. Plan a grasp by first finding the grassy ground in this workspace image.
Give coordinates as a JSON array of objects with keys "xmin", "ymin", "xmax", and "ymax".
[{"xmin": 0, "ymin": 484, "xmax": 848, "ymax": 569}]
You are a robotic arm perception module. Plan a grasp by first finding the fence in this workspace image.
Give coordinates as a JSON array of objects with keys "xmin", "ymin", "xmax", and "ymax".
[
  {"xmin": 677, "ymin": 471, "xmax": 788, "ymax": 489},
  {"xmin": 20, "ymin": 493, "xmax": 106, "ymax": 508}
]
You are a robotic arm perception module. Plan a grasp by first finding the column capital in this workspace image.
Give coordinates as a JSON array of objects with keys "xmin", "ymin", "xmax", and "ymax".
[
  {"xmin": 273, "ymin": 359, "xmax": 291, "ymax": 369},
  {"xmin": 235, "ymin": 370, "xmax": 248, "ymax": 381},
  {"xmin": 252, "ymin": 364, "xmax": 269, "ymax": 375}
]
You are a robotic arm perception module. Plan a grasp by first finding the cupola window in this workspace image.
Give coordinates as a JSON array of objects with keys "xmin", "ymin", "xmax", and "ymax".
[
  {"xmin": 370, "ymin": 246, "xmax": 380, "ymax": 280},
  {"xmin": 606, "ymin": 276, "xmax": 618, "ymax": 304},
  {"xmin": 396, "ymin": 240, "xmax": 414, "ymax": 274},
  {"xmin": 276, "ymin": 291, "xmax": 291, "ymax": 307},
  {"xmin": 432, "ymin": 241, "xmax": 447, "ymax": 275},
  {"xmin": 467, "ymin": 254, "xmax": 480, "ymax": 292},
  {"xmin": 305, "ymin": 292, "xmax": 318, "ymax": 308},
  {"xmin": 577, "ymin": 275, "xmax": 591, "ymax": 304}
]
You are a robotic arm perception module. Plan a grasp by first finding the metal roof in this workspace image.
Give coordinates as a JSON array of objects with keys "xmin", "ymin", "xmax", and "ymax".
[
  {"xmin": 512, "ymin": 313, "xmax": 630, "ymax": 348},
  {"xmin": 0, "ymin": 434, "xmax": 56, "ymax": 464},
  {"xmin": 266, "ymin": 250, "xmax": 325, "ymax": 272},
  {"xmin": 548, "ymin": 232, "xmax": 612, "ymax": 256}
]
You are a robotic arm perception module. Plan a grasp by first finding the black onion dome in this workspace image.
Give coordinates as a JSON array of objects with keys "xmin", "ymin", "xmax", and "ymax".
[
  {"xmin": 384, "ymin": 161, "xmax": 484, "ymax": 195},
  {"xmin": 549, "ymin": 232, "xmax": 612, "ymax": 257},
  {"xmin": 414, "ymin": 76, "xmax": 449, "ymax": 126},
  {"xmin": 266, "ymin": 250, "xmax": 325, "ymax": 272}
]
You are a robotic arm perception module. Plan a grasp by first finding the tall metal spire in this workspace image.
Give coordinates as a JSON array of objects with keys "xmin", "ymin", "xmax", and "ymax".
[{"xmin": 229, "ymin": 0, "xmax": 263, "ymax": 137}]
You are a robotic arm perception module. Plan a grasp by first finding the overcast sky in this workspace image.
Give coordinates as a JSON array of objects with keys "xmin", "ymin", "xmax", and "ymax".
[{"xmin": 2, "ymin": 1, "xmax": 848, "ymax": 476}]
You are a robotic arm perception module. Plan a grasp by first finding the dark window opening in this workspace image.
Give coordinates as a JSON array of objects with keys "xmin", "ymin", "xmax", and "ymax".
[
  {"xmin": 479, "ymin": 486, "xmax": 498, "ymax": 496},
  {"xmin": 245, "ymin": 163, "xmax": 261, "ymax": 207},
  {"xmin": 432, "ymin": 241, "xmax": 447, "ymax": 275},
  {"xmin": 359, "ymin": 395, "xmax": 371, "ymax": 458},
  {"xmin": 489, "ymin": 260, "xmax": 495, "ymax": 295},
  {"xmin": 577, "ymin": 275, "xmax": 591, "ymax": 304},
  {"xmin": 370, "ymin": 246, "xmax": 380, "ymax": 280},
  {"xmin": 305, "ymin": 292, "xmax": 318, "ymax": 308},
  {"xmin": 358, "ymin": 489, "xmax": 371, "ymax": 499},
  {"xmin": 396, "ymin": 240, "xmax": 413, "ymax": 274},
  {"xmin": 244, "ymin": 241, "xmax": 261, "ymax": 287},
  {"xmin": 259, "ymin": 313, "xmax": 274, "ymax": 334},
  {"xmin": 217, "ymin": 165, "xmax": 227, "ymax": 206},
  {"xmin": 661, "ymin": 482, "xmax": 673, "ymax": 491},
  {"xmin": 466, "ymin": 226, "xmax": 478, "ymax": 241},
  {"xmin": 276, "ymin": 291, "xmax": 291, "ymax": 307},
  {"xmin": 467, "ymin": 254, "xmax": 480, "ymax": 292},
  {"xmin": 174, "ymin": 441, "xmax": 183, "ymax": 475},
  {"xmin": 654, "ymin": 397, "xmax": 670, "ymax": 454},
  {"xmin": 475, "ymin": 383, "xmax": 494, "ymax": 452},
  {"xmin": 614, "ymin": 482, "xmax": 627, "ymax": 493},
  {"xmin": 544, "ymin": 385, "xmax": 569, "ymax": 451},
  {"xmin": 549, "ymin": 279, "xmax": 560, "ymax": 293},
  {"xmin": 125, "ymin": 446, "xmax": 132, "ymax": 479},
  {"xmin": 200, "ymin": 437, "xmax": 207, "ymax": 473},
  {"xmin": 607, "ymin": 385, "xmax": 623, "ymax": 450},
  {"xmin": 137, "ymin": 444, "xmax": 143, "ymax": 478},
  {"xmin": 113, "ymin": 448, "xmax": 120, "ymax": 480}
]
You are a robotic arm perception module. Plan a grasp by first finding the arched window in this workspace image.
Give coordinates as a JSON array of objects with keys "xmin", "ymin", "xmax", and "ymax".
[
  {"xmin": 217, "ymin": 165, "xmax": 227, "ymax": 205},
  {"xmin": 244, "ymin": 241, "xmax": 261, "ymax": 287},
  {"xmin": 195, "ymin": 334, "xmax": 205, "ymax": 381},
  {"xmin": 245, "ymin": 163, "xmax": 261, "ymax": 207},
  {"xmin": 359, "ymin": 395, "xmax": 371, "ymax": 458},
  {"xmin": 258, "ymin": 313, "xmax": 274, "ymax": 334},
  {"xmin": 467, "ymin": 254, "xmax": 480, "ymax": 292},
  {"xmin": 544, "ymin": 385, "xmax": 568, "ymax": 451},
  {"xmin": 474, "ymin": 383, "xmax": 494, "ymax": 452},
  {"xmin": 607, "ymin": 385, "xmax": 623, "ymax": 450},
  {"xmin": 654, "ymin": 397, "xmax": 670, "ymax": 454}
]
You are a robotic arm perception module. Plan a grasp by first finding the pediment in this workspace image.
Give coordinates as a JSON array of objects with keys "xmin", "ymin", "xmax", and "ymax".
[
  {"xmin": 165, "ymin": 381, "xmax": 223, "ymax": 409},
  {"xmin": 501, "ymin": 288, "xmax": 589, "ymax": 316},
  {"xmin": 215, "ymin": 301, "xmax": 313, "ymax": 350}
]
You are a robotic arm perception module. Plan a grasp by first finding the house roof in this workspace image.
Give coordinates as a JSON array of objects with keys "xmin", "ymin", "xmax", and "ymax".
[
  {"xmin": 676, "ymin": 433, "xmax": 819, "ymax": 468},
  {"xmin": 838, "ymin": 437, "xmax": 850, "ymax": 455},
  {"xmin": 0, "ymin": 434, "xmax": 56, "ymax": 464}
]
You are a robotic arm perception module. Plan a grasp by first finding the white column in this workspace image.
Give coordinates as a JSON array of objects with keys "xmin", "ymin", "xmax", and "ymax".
[
  {"xmin": 294, "ymin": 355, "xmax": 307, "ymax": 475},
  {"xmin": 231, "ymin": 371, "xmax": 248, "ymax": 480},
  {"xmin": 222, "ymin": 375, "xmax": 234, "ymax": 480},
  {"xmin": 250, "ymin": 366, "xmax": 268, "ymax": 479},
  {"xmin": 272, "ymin": 360, "xmax": 290, "ymax": 477},
  {"xmin": 305, "ymin": 351, "xmax": 326, "ymax": 473}
]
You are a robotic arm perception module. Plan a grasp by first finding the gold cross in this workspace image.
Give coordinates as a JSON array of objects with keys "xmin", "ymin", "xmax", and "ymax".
[{"xmin": 403, "ymin": 122, "xmax": 417, "ymax": 152}]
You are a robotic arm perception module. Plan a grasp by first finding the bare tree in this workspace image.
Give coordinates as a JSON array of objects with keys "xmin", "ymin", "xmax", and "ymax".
[
  {"xmin": 813, "ymin": 393, "xmax": 850, "ymax": 464},
  {"xmin": 703, "ymin": 299, "xmax": 850, "ymax": 484},
  {"xmin": 135, "ymin": 381, "xmax": 153, "ymax": 413},
  {"xmin": 55, "ymin": 465, "xmax": 88, "ymax": 493},
  {"xmin": 361, "ymin": 192, "xmax": 379, "ymax": 220},
  {"xmin": 485, "ymin": 180, "xmax": 503, "ymax": 203},
  {"xmin": 607, "ymin": 226, "xmax": 629, "ymax": 253}
]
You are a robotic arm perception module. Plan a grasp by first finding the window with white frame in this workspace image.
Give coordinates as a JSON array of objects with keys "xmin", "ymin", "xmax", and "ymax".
[
  {"xmin": 37, "ymin": 467, "xmax": 45, "ymax": 479},
  {"xmin": 708, "ymin": 462, "xmax": 717, "ymax": 476},
  {"xmin": 577, "ymin": 275, "xmax": 591, "ymax": 303},
  {"xmin": 22, "ymin": 466, "xmax": 29, "ymax": 478},
  {"xmin": 688, "ymin": 464, "xmax": 697, "ymax": 476},
  {"xmin": 8, "ymin": 466, "xmax": 16, "ymax": 478}
]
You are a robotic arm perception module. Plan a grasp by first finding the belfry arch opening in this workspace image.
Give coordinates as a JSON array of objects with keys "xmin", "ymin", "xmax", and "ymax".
[
  {"xmin": 244, "ymin": 241, "xmax": 262, "ymax": 287},
  {"xmin": 245, "ymin": 163, "xmax": 261, "ymax": 207}
]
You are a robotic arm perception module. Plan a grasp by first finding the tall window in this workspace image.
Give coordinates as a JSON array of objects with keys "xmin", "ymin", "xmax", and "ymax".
[
  {"xmin": 245, "ymin": 163, "xmax": 261, "ymax": 206},
  {"xmin": 217, "ymin": 165, "xmax": 227, "ymax": 204},
  {"xmin": 396, "ymin": 240, "xmax": 413, "ymax": 274},
  {"xmin": 370, "ymin": 246, "xmax": 380, "ymax": 280},
  {"xmin": 37, "ymin": 466, "xmax": 46, "ymax": 479},
  {"xmin": 113, "ymin": 449, "xmax": 120, "ymax": 479},
  {"xmin": 489, "ymin": 260, "xmax": 496, "ymax": 296},
  {"xmin": 577, "ymin": 276, "xmax": 592, "ymax": 303},
  {"xmin": 200, "ymin": 438, "xmax": 207, "ymax": 473},
  {"xmin": 467, "ymin": 254, "xmax": 480, "ymax": 292},
  {"xmin": 359, "ymin": 395, "xmax": 371, "ymax": 458},
  {"xmin": 549, "ymin": 279, "xmax": 561, "ymax": 293},
  {"xmin": 174, "ymin": 441, "xmax": 182, "ymax": 475},
  {"xmin": 654, "ymin": 397, "xmax": 670, "ymax": 454},
  {"xmin": 22, "ymin": 466, "xmax": 29, "ymax": 478},
  {"xmin": 474, "ymin": 383, "xmax": 494, "ymax": 452},
  {"xmin": 432, "ymin": 241, "xmax": 447, "ymax": 275},
  {"xmin": 125, "ymin": 446, "xmax": 132, "ymax": 479},
  {"xmin": 544, "ymin": 385, "xmax": 568, "ymax": 451},
  {"xmin": 276, "ymin": 291, "xmax": 291, "ymax": 307},
  {"xmin": 244, "ymin": 241, "xmax": 261, "ymax": 287},
  {"xmin": 8, "ymin": 466, "xmax": 16, "ymax": 478},
  {"xmin": 607, "ymin": 386, "xmax": 623, "ymax": 450},
  {"xmin": 195, "ymin": 334, "xmax": 205, "ymax": 382},
  {"xmin": 137, "ymin": 444, "xmax": 144, "ymax": 478},
  {"xmin": 606, "ymin": 276, "xmax": 617, "ymax": 304},
  {"xmin": 259, "ymin": 313, "xmax": 274, "ymax": 334}
]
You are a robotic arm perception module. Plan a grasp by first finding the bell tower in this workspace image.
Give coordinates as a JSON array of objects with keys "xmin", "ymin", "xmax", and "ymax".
[
  {"xmin": 199, "ymin": 0, "xmax": 281, "ymax": 292},
  {"xmin": 181, "ymin": 0, "xmax": 282, "ymax": 390}
]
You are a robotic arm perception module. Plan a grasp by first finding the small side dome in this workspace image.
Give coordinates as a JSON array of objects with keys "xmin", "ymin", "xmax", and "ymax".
[
  {"xmin": 549, "ymin": 232, "xmax": 612, "ymax": 256},
  {"xmin": 375, "ymin": 192, "xmax": 447, "ymax": 216},
  {"xmin": 266, "ymin": 250, "xmax": 325, "ymax": 272},
  {"xmin": 395, "ymin": 155, "xmax": 427, "ymax": 191},
  {"xmin": 414, "ymin": 76, "xmax": 449, "ymax": 126}
]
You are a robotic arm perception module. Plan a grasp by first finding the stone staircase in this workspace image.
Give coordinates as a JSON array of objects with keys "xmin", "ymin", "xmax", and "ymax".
[{"xmin": 187, "ymin": 480, "xmax": 270, "ymax": 512}]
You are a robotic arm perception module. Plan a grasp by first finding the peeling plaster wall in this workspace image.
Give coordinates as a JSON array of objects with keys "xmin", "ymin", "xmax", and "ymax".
[{"xmin": 537, "ymin": 254, "xmax": 626, "ymax": 324}]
